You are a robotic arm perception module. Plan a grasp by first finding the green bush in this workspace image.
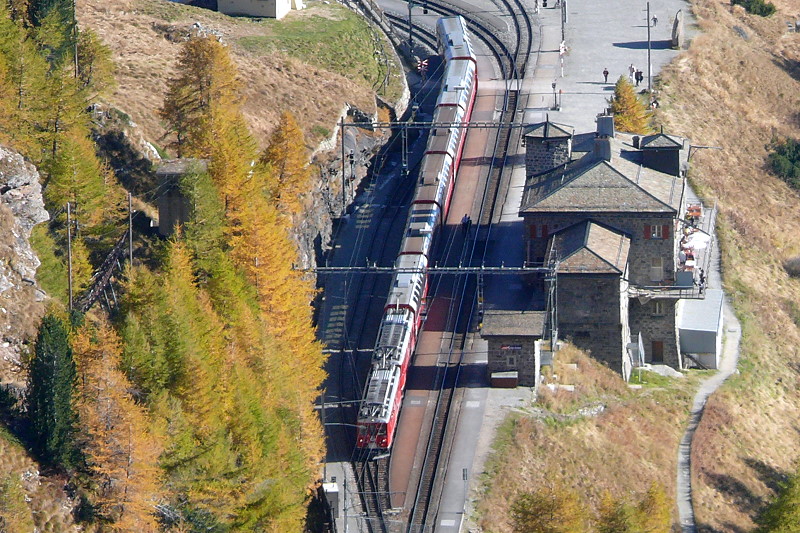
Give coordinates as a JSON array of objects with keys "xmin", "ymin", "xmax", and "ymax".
[
  {"xmin": 733, "ymin": 0, "xmax": 776, "ymax": 16},
  {"xmin": 768, "ymin": 138, "xmax": 800, "ymax": 189}
]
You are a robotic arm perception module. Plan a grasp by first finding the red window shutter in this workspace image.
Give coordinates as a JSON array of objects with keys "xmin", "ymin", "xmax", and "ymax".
[
  {"xmin": 662, "ymin": 224, "xmax": 670, "ymax": 239},
  {"xmin": 644, "ymin": 225, "xmax": 651, "ymax": 239},
  {"xmin": 529, "ymin": 224, "xmax": 537, "ymax": 238},
  {"xmin": 541, "ymin": 225, "xmax": 548, "ymax": 238}
]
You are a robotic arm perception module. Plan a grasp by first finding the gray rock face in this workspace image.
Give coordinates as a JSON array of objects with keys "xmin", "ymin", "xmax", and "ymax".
[{"xmin": 0, "ymin": 145, "xmax": 48, "ymax": 376}]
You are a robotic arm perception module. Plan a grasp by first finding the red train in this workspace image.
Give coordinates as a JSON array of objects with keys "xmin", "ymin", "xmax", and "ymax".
[{"xmin": 356, "ymin": 16, "xmax": 478, "ymax": 449}]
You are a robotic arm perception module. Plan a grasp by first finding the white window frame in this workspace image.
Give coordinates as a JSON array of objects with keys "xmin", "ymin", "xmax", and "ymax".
[
  {"xmin": 652, "ymin": 300, "xmax": 665, "ymax": 316},
  {"xmin": 650, "ymin": 225, "xmax": 664, "ymax": 239}
]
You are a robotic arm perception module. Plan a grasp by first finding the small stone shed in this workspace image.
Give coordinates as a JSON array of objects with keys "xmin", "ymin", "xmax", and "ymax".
[
  {"xmin": 156, "ymin": 159, "xmax": 208, "ymax": 238},
  {"xmin": 678, "ymin": 288, "xmax": 724, "ymax": 369},
  {"xmin": 480, "ymin": 310, "xmax": 546, "ymax": 387}
]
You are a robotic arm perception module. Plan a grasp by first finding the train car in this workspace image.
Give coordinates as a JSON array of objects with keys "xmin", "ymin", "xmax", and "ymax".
[{"xmin": 356, "ymin": 16, "xmax": 477, "ymax": 450}]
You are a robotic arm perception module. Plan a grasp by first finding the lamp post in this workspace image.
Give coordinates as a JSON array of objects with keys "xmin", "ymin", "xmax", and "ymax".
[{"xmin": 551, "ymin": 80, "xmax": 557, "ymax": 110}]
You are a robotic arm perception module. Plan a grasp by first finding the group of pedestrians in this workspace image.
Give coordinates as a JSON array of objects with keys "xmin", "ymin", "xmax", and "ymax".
[
  {"xmin": 600, "ymin": 14, "xmax": 658, "ymax": 86},
  {"xmin": 601, "ymin": 64, "xmax": 645, "ymax": 86}
]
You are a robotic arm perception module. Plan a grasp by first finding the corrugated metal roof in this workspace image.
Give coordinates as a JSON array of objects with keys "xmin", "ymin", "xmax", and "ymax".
[{"xmin": 679, "ymin": 289, "xmax": 724, "ymax": 332}]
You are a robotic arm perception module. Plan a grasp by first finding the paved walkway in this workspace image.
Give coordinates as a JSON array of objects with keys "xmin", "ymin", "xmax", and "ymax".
[
  {"xmin": 675, "ymin": 192, "xmax": 742, "ymax": 531},
  {"xmin": 676, "ymin": 299, "xmax": 741, "ymax": 532}
]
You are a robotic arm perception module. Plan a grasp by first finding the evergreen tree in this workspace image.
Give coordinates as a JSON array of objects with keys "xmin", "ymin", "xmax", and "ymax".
[
  {"xmin": 510, "ymin": 484, "xmax": 587, "ymax": 533},
  {"xmin": 608, "ymin": 76, "xmax": 652, "ymax": 134},
  {"xmin": 756, "ymin": 468, "xmax": 800, "ymax": 532},
  {"xmin": 261, "ymin": 111, "xmax": 312, "ymax": 217},
  {"xmin": 27, "ymin": 314, "xmax": 78, "ymax": 468},
  {"xmin": 635, "ymin": 482, "xmax": 671, "ymax": 533},
  {"xmin": 0, "ymin": 5, "xmax": 50, "ymax": 153},
  {"xmin": 27, "ymin": 0, "xmax": 71, "ymax": 31},
  {"xmin": 73, "ymin": 319, "xmax": 163, "ymax": 530},
  {"xmin": 160, "ymin": 36, "xmax": 241, "ymax": 157},
  {"xmin": 596, "ymin": 491, "xmax": 637, "ymax": 533},
  {"xmin": 76, "ymin": 28, "xmax": 115, "ymax": 98}
]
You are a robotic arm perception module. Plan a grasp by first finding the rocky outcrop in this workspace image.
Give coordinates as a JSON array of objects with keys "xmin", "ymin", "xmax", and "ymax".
[
  {"xmin": 0, "ymin": 146, "xmax": 48, "ymax": 379},
  {"xmin": 90, "ymin": 103, "xmax": 162, "ymax": 197},
  {"xmin": 295, "ymin": 105, "xmax": 391, "ymax": 269}
]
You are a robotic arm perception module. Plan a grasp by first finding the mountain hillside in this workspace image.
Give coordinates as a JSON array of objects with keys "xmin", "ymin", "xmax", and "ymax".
[
  {"xmin": 476, "ymin": 0, "xmax": 800, "ymax": 530},
  {"xmin": 77, "ymin": 0, "xmax": 381, "ymax": 149}
]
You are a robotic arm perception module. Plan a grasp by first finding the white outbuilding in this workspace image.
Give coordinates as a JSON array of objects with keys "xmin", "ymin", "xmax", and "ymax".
[
  {"xmin": 218, "ymin": 0, "xmax": 304, "ymax": 20},
  {"xmin": 678, "ymin": 289, "xmax": 724, "ymax": 369}
]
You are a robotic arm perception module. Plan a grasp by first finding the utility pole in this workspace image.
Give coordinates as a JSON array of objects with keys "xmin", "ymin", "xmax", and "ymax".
[
  {"xmin": 348, "ymin": 150, "xmax": 355, "ymax": 199},
  {"xmin": 73, "ymin": 0, "xmax": 78, "ymax": 79},
  {"xmin": 647, "ymin": 2, "xmax": 652, "ymax": 92},
  {"xmin": 66, "ymin": 202, "xmax": 73, "ymax": 311},
  {"xmin": 340, "ymin": 118, "xmax": 346, "ymax": 214},
  {"xmin": 408, "ymin": 0, "xmax": 414, "ymax": 52},
  {"xmin": 128, "ymin": 192, "xmax": 133, "ymax": 265}
]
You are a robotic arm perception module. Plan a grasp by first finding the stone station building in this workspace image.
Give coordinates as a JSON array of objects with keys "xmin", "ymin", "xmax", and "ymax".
[{"xmin": 483, "ymin": 115, "xmax": 713, "ymax": 382}]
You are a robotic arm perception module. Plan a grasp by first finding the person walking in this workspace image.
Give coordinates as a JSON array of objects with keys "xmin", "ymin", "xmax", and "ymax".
[
  {"xmin": 635, "ymin": 69, "xmax": 643, "ymax": 86},
  {"xmin": 652, "ymin": 14, "xmax": 658, "ymax": 27},
  {"xmin": 603, "ymin": 67, "xmax": 609, "ymax": 83},
  {"xmin": 628, "ymin": 63, "xmax": 635, "ymax": 82}
]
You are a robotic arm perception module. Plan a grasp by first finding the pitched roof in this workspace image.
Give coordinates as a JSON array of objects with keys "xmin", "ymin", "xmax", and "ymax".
[
  {"xmin": 520, "ymin": 139, "xmax": 683, "ymax": 214},
  {"xmin": 547, "ymin": 221, "xmax": 630, "ymax": 274},
  {"xmin": 481, "ymin": 310, "xmax": 546, "ymax": 337},
  {"xmin": 640, "ymin": 133, "xmax": 683, "ymax": 149},
  {"xmin": 523, "ymin": 120, "xmax": 574, "ymax": 140}
]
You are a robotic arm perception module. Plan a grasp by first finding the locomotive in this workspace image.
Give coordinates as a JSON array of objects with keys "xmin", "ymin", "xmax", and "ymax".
[{"xmin": 356, "ymin": 16, "xmax": 478, "ymax": 449}]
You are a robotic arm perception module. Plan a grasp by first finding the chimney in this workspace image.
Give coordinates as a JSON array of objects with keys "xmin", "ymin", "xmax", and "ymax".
[
  {"xmin": 596, "ymin": 115, "xmax": 615, "ymax": 138},
  {"xmin": 593, "ymin": 137, "xmax": 612, "ymax": 162}
]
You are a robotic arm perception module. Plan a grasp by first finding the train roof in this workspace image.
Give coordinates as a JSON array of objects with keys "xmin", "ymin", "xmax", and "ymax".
[
  {"xmin": 437, "ymin": 16, "xmax": 475, "ymax": 60},
  {"xmin": 443, "ymin": 60, "xmax": 475, "ymax": 93},
  {"xmin": 360, "ymin": 367, "xmax": 400, "ymax": 421},
  {"xmin": 374, "ymin": 311, "xmax": 412, "ymax": 366}
]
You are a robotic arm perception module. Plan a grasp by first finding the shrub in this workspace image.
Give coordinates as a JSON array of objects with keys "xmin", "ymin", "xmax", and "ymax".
[
  {"xmin": 784, "ymin": 256, "xmax": 800, "ymax": 278},
  {"xmin": 768, "ymin": 138, "xmax": 800, "ymax": 190},
  {"xmin": 732, "ymin": 0, "xmax": 776, "ymax": 16}
]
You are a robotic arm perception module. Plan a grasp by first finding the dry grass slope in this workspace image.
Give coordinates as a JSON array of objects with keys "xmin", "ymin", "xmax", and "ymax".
[
  {"xmin": 77, "ymin": 0, "xmax": 377, "ymax": 150},
  {"xmin": 0, "ymin": 427, "xmax": 79, "ymax": 531},
  {"xmin": 657, "ymin": 0, "xmax": 800, "ymax": 530},
  {"xmin": 476, "ymin": 346, "xmax": 701, "ymax": 531}
]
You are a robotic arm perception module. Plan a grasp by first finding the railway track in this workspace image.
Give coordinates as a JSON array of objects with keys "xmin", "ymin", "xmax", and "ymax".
[
  {"xmin": 324, "ymin": 0, "xmax": 536, "ymax": 529},
  {"xmin": 400, "ymin": 1, "xmax": 534, "ymax": 530}
]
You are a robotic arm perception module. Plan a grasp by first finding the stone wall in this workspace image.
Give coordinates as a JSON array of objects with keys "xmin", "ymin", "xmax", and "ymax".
[
  {"xmin": 629, "ymin": 298, "xmax": 680, "ymax": 367},
  {"xmin": 556, "ymin": 274, "xmax": 627, "ymax": 371},
  {"xmin": 523, "ymin": 213, "xmax": 677, "ymax": 285},
  {"xmin": 525, "ymin": 137, "xmax": 572, "ymax": 177},
  {"xmin": 487, "ymin": 335, "xmax": 539, "ymax": 386}
]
